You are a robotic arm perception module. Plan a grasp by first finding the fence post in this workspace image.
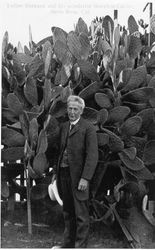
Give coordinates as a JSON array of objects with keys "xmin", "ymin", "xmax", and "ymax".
[
  {"xmin": 149, "ymin": 3, "xmax": 153, "ymax": 46},
  {"xmin": 20, "ymin": 168, "xmax": 25, "ymax": 201},
  {"xmin": 143, "ymin": 2, "xmax": 153, "ymax": 46},
  {"xmin": 24, "ymin": 160, "xmax": 32, "ymax": 235},
  {"xmin": 114, "ymin": 10, "xmax": 118, "ymax": 20}
]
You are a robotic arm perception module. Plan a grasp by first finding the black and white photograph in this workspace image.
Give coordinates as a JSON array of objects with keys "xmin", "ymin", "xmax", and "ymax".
[{"xmin": 1, "ymin": 0, "xmax": 155, "ymax": 248}]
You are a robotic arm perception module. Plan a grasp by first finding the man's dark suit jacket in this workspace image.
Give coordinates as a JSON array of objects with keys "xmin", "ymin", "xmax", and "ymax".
[{"xmin": 56, "ymin": 117, "xmax": 98, "ymax": 201}]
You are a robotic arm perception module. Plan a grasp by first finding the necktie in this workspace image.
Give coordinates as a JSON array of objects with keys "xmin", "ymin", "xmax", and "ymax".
[{"xmin": 70, "ymin": 124, "xmax": 74, "ymax": 131}]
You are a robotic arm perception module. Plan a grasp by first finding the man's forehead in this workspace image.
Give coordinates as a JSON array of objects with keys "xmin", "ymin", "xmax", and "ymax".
[{"xmin": 68, "ymin": 101, "xmax": 81, "ymax": 107}]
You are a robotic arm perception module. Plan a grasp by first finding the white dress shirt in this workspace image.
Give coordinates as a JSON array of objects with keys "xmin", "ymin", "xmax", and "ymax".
[{"xmin": 70, "ymin": 117, "xmax": 80, "ymax": 130}]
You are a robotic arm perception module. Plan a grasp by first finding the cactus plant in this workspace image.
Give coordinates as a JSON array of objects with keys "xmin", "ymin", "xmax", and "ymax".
[{"xmin": 1, "ymin": 15, "xmax": 155, "ymax": 244}]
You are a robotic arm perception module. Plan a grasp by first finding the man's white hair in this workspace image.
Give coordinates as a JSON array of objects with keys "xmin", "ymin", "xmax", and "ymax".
[{"xmin": 67, "ymin": 95, "xmax": 85, "ymax": 110}]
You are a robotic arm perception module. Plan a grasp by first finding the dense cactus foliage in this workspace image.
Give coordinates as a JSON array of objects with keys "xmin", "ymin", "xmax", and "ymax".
[{"xmin": 1, "ymin": 15, "xmax": 155, "ymax": 237}]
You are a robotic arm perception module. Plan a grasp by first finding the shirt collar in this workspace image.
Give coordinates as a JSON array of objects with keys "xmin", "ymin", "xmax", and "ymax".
[{"xmin": 70, "ymin": 117, "xmax": 80, "ymax": 126}]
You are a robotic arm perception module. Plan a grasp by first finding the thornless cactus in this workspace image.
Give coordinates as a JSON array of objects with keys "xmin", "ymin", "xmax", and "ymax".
[{"xmin": 1, "ymin": 15, "xmax": 155, "ymax": 242}]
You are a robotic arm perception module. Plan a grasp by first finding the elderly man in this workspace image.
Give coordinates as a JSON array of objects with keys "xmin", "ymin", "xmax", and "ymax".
[{"xmin": 53, "ymin": 95, "xmax": 98, "ymax": 248}]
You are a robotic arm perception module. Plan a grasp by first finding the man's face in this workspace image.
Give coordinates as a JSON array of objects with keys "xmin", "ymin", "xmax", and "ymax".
[{"xmin": 67, "ymin": 101, "xmax": 83, "ymax": 122}]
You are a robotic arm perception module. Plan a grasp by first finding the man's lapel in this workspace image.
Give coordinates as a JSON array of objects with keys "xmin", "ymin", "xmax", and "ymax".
[
  {"xmin": 62, "ymin": 121, "xmax": 70, "ymax": 147},
  {"xmin": 69, "ymin": 118, "xmax": 82, "ymax": 137}
]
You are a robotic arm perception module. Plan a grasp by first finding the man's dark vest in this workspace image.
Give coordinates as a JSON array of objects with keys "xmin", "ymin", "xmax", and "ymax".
[{"xmin": 60, "ymin": 124, "xmax": 74, "ymax": 168}]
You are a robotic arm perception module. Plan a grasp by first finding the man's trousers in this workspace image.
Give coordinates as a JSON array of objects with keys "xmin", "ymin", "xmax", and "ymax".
[{"xmin": 59, "ymin": 167, "xmax": 89, "ymax": 248}]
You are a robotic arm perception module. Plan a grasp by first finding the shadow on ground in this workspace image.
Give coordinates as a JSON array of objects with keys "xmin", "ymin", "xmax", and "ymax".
[
  {"xmin": 1, "ymin": 201, "xmax": 129, "ymax": 248},
  {"xmin": 1, "ymin": 201, "xmax": 155, "ymax": 248}
]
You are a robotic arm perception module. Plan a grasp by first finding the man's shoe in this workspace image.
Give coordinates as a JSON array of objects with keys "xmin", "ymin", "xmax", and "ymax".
[
  {"xmin": 51, "ymin": 245, "xmax": 74, "ymax": 249},
  {"xmin": 51, "ymin": 245, "xmax": 62, "ymax": 249}
]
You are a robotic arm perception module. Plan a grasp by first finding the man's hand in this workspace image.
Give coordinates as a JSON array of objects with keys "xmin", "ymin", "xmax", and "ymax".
[{"xmin": 78, "ymin": 178, "xmax": 88, "ymax": 191}]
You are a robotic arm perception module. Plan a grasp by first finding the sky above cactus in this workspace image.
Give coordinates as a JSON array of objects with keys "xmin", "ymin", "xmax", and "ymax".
[{"xmin": 0, "ymin": 0, "xmax": 155, "ymax": 47}]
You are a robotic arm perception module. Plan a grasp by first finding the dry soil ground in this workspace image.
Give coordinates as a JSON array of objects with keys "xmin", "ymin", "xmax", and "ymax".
[{"xmin": 1, "ymin": 201, "xmax": 155, "ymax": 248}]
